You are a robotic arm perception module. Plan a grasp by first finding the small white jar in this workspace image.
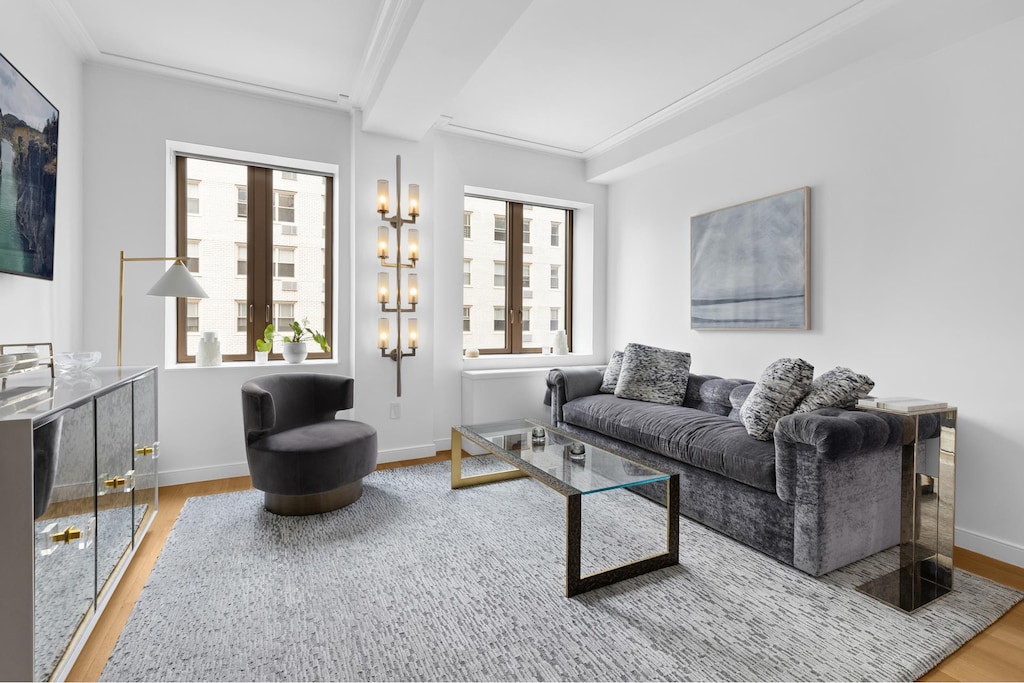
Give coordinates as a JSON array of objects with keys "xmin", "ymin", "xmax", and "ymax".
[{"xmin": 197, "ymin": 331, "xmax": 222, "ymax": 367}]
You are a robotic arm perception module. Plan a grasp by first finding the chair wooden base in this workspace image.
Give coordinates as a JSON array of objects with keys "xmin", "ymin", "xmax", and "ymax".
[{"xmin": 263, "ymin": 480, "xmax": 363, "ymax": 516}]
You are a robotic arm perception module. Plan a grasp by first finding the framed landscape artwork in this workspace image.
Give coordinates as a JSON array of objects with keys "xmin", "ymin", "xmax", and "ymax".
[
  {"xmin": 690, "ymin": 187, "xmax": 810, "ymax": 330},
  {"xmin": 0, "ymin": 51, "xmax": 59, "ymax": 280}
]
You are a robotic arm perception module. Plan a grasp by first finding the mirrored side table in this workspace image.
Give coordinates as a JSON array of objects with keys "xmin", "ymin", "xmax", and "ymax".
[{"xmin": 856, "ymin": 404, "xmax": 956, "ymax": 612}]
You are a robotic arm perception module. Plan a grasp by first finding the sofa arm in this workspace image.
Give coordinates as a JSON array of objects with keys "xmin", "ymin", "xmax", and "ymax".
[
  {"xmin": 546, "ymin": 367, "xmax": 604, "ymax": 424},
  {"xmin": 774, "ymin": 407, "xmax": 904, "ymax": 575}
]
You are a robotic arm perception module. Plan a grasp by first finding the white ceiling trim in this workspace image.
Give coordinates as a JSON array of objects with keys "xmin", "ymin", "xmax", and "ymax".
[
  {"xmin": 347, "ymin": 0, "xmax": 424, "ymax": 108},
  {"xmin": 580, "ymin": 0, "xmax": 894, "ymax": 161},
  {"xmin": 44, "ymin": 0, "xmax": 101, "ymax": 59},
  {"xmin": 440, "ymin": 123, "xmax": 585, "ymax": 159}
]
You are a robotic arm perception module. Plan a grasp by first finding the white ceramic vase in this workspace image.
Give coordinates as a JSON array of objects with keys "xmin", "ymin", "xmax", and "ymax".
[
  {"xmin": 254, "ymin": 350, "xmax": 269, "ymax": 365},
  {"xmin": 282, "ymin": 342, "xmax": 308, "ymax": 364}
]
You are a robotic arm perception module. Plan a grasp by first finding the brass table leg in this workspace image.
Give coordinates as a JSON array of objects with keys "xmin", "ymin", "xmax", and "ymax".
[{"xmin": 450, "ymin": 428, "xmax": 529, "ymax": 489}]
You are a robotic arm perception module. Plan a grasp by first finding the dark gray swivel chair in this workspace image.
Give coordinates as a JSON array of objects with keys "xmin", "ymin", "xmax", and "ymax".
[{"xmin": 241, "ymin": 373, "xmax": 377, "ymax": 515}]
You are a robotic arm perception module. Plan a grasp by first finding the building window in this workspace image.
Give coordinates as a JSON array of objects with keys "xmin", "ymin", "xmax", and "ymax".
[
  {"xmin": 186, "ymin": 299, "xmax": 200, "ymax": 332},
  {"xmin": 236, "ymin": 302, "xmax": 247, "ymax": 333},
  {"xmin": 187, "ymin": 180, "xmax": 200, "ymax": 215},
  {"xmin": 463, "ymin": 259, "xmax": 472, "ymax": 286},
  {"xmin": 274, "ymin": 302, "xmax": 295, "ymax": 331},
  {"xmin": 280, "ymin": 170, "xmax": 297, "ymax": 181},
  {"xmin": 550, "ymin": 307, "xmax": 560, "ymax": 332},
  {"xmin": 550, "ymin": 221, "xmax": 561, "ymax": 247},
  {"xmin": 281, "ymin": 223, "xmax": 298, "ymax": 236},
  {"xmin": 464, "ymin": 194, "xmax": 573, "ymax": 354},
  {"xmin": 274, "ymin": 247, "xmax": 295, "ymax": 278},
  {"xmin": 175, "ymin": 155, "xmax": 333, "ymax": 362},
  {"xmin": 463, "ymin": 306, "xmax": 471, "ymax": 332},
  {"xmin": 274, "ymin": 191, "xmax": 296, "ymax": 223},
  {"xmin": 186, "ymin": 239, "xmax": 200, "ymax": 273},
  {"xmin": 463, "ymin": 211, "xmax": 472, "ymax": 238}
]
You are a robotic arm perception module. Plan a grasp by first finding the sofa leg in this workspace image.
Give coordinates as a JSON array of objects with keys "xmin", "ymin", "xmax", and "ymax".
[{"xmin": 264, "ymin": 480, "xmax": 364, "ymax": 516}]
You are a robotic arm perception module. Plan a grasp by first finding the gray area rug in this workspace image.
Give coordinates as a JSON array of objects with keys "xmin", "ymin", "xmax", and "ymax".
[{"xmin": 102, "ymin": 458, "xmax": 1021, "ymax": 682}]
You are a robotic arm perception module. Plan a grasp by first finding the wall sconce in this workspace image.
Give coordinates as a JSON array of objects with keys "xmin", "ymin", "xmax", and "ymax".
[
  {"xmin": 118, "ymin": 251, "xmax": 208, "ymax": 366},
  {"xmin": 376, "ymin": 155, "xmax": 420, "ymax": 397}
]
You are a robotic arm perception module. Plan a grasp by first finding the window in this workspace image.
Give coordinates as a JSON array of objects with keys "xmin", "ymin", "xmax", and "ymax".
[
  {"xmin": 186, "ymin": 299, "xmax": 200, "ymax": 332},
  {"xmin": 281, "ymin": 224, "xmax": 298, "ymax": 236},
  {"xmin": 463, "ymin": 259, "xmax": 472, "ymax": 286},
  {"xmin": 463, "ymin": 211, "xmax": 472, "ymax": 238},
  {"xmin": 274, "ymin": 302, "xmax": 295, "ymax": 331},
  {"xmin": 236, "ymin": 302, "xmax": 247, "ymax": 333},
  {"xmin": 186, "ymin": 239, "xmax": 200, "ymax": 273},
  {"xmin": 274, "ymin": 191, "xmax": 296, "ymax": 223},
  {"xmin": 550, "ymin": 307, "xmax": 561, "ymax": 332},
  {"xmin": 464, "ymin": 195, "xmax": 573, "ymax": 354},
  {"xmin": 187, "ymin": 181, "xmax": 200, "ymax": 215},
  {"xmin": 274, "ymin": 247, "xmax": 295, "ymax": 278},
  {"xmin": 175, "ymin": 155, "xmax": 333, "ymax": 362},
  {"xmin": 280, "ymin": 170, "xmax": 297, "ymax": 181},
  {"xmin": 551, "ymin": 221, "xmax": 561, "ymax": 247},
  {"xmin": 463, "ymin": 306, "xmax": 471, "ymax": 332}
]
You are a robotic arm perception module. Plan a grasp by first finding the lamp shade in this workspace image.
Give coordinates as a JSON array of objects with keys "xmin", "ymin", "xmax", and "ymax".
[{"xmin": 147, "ymin": 262, "xmax": 208, "ymax": 298}]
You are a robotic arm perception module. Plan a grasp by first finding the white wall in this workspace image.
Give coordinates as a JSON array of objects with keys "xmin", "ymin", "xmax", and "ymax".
[
  {"xmin": 605, "ymin": 16, "xmax": 1024, "ymax": 566},
  {"xmin": 0, "ymin": 2, "xmax": 83, "ymax": 350}
]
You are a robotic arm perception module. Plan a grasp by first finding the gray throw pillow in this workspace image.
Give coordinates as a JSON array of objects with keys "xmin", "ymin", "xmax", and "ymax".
[
  {"xmin": 740, "ymin": 358, "xmax": 814, "ymax": 440},
  {"xmin": 600, "ymin": 351, "xmax": 624, "ymax": 393},
  {"xmin": 793, "ymin": 366, "xmax": 874, "ymax": 413},
  {"xmin": 614, "ymin": 343, "xmax": 691, "ymax": 406}
]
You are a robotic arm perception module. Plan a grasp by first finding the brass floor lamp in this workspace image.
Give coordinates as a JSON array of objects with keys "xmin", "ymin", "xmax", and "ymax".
[{"xmin": 117, "ymin": 250, "xmax": 208, "ymax": 366}]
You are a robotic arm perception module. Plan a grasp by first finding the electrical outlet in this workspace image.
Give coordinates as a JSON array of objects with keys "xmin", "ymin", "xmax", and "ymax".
[{"xmin": 389, "ymin": 403, "xmax": 401, "ymax": 419}]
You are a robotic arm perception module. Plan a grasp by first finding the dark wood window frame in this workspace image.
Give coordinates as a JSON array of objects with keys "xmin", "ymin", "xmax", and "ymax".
[
  {"xmin": 175, "ymin": 156, "xmax": 334, "ymax": 363},
  {"xmin": 467, "ymin": 195, "xmax": 573, "ymax": 355}
]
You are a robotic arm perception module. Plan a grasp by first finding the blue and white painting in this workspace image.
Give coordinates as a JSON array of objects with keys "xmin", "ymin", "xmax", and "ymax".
[{"xmin": 690, "ymin": 187, "xmax": 809, "ymax": 329}]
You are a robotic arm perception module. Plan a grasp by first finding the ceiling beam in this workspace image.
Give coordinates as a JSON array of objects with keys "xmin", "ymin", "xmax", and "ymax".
[{"xmin": 359, "ymin": 0, "xmax": 533, "ymax": 141}]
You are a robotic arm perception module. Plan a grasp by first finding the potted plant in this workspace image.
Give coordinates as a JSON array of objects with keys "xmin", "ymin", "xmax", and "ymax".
[
  {"xmin": 281, "ymin": 320, "xmax": 331, "ymax": 364},
  {"xmin": 255, "ymin": 324, "xmax": 274, "ymax": 364}
]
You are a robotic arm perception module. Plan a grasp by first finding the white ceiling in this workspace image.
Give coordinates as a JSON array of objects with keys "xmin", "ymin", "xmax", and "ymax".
[{"xmin": 47, "ymin": 0, "xmax": 1024, "ymax": 174}]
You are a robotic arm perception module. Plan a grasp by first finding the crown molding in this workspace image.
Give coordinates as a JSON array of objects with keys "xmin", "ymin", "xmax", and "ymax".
[
  {"xmin": 349, "ymin": 0, "xmax": 424, "ymax": 109},
  {"xmin": 43, "ymin": 0, "xmax": 101, "ymax": 59},
  {"xmin": 440, "ymin": 124, "xmax": 585, "ymax": 160},
  {"xmin": 581, "ymin": 0, "xmax": 895, "ymax": 160}
]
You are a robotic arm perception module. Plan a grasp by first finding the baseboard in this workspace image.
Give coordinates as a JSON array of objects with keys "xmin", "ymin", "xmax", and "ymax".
[
  {"xmin": 376, "ymin": 443, "xmax": 438, "ymax": 465},
  {"xmin": 159, "ymin": 461, "xmax": 250, "ymax": 486},
  {"xmin": 956, "ymin": 527, "xmax": 1024, "ymax": 569}
]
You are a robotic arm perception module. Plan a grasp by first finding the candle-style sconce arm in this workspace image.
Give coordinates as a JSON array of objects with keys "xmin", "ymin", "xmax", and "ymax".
[
  {"xmin": 378, "ymin": 257, "xmax": 418, "ymax": 269},
  {"xmin": 382, "ymin": 347, "xmax": 417, "ymax": 362},
  {"xmin": 380, "ymin": 303, "xmax": 417, "ymax": 314}
]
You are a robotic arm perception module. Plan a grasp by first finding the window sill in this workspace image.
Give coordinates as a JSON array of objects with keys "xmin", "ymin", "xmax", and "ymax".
[
  {"xmin": 460, "ymin": 351, "xmax": 601, "ymax": 372},
  {"xmin": 165, "ymin": 358, "xmax": 337, "ymax": 371}
]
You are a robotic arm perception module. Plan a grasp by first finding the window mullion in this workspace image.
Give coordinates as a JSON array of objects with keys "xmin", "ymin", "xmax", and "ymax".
[
  {"xmin": 174, "ymin": 156, "xmax": 189, "ymax": 363},
  {"xmin": 507, "ymin": 202, "xmax": 524, "ymax": 353},
  {"xmin": 252, "ymin": 167, "xmax": 273, "ymax": 358},
  {"xmin": 564, "ymin": 209, "xmax": 573, "ymax": 353}
]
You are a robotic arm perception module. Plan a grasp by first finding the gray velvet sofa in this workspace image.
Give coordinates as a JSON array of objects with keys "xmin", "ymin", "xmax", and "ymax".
[{"xmin": 547, "ymin": 367, "xmax": 904, "ymax": 576}]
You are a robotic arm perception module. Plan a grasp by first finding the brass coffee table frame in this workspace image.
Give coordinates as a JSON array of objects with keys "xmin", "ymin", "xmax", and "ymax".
[{"xmin": 451, "ymin": 422, "xmax": 679, "ymax": 598}]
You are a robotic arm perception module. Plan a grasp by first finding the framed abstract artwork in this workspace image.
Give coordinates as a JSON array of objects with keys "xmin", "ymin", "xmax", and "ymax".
[
  {"xmin": 690, "ymin": 187, "xmax": 810, "ymax": 330},
  {"xmin": 0, "ymin": 51, "xmax": 59, "ymax": 280}
]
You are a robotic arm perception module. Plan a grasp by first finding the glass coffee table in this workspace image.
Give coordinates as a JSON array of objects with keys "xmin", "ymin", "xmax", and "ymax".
[{"xmin": 451, "ymin": 419, "xmax": 679, "ymax": 597}]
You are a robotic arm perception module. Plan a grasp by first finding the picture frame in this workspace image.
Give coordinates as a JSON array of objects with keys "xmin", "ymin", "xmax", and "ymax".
[
  {"xmin": 0, "ymin": 51, "xmax": 59, "ymax": 281},
  {"xmin": 690, "ymin": 187, "xmax": 810, "ymax": 330}
]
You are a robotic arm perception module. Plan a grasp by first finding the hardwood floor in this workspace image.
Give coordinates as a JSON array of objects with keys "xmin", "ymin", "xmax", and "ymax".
[{"xmin": 68, "ymin": 455, "xmax": 1024, "ymax": 682}]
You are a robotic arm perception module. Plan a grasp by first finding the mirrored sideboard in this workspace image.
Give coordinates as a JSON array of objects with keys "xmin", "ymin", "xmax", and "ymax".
[{"xmin": 0, "ymin": 366, "xmax": 159, "ymax": 682}]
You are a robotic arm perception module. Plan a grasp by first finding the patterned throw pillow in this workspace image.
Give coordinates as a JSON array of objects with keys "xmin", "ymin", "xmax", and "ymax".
[
  {"xmin": 793, "ymin": 366, "xmax": 874, "ymax": 413},
  {"xmin": 614, "ymin": 343, "xmax": 691, "ymax": 406},
  {"xmin": 740, "ymin": 358, "xmax": 814, "ymax": 441},
  {"xmin": 600, "ymin": 351, "xmax": 624, "ymax": 394}
]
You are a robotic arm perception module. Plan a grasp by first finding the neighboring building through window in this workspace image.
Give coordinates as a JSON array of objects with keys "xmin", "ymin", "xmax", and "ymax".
[
  {"xmin": 463, "ymin": 259, "xmax": 472, "ymax": 286},
  {"xmin": 174, "ymin": 154, "xmax": 333, "ymax": 362},
  {"xmin": 463, "ymin": 194, "xmax": 572, "ymax": 354}
]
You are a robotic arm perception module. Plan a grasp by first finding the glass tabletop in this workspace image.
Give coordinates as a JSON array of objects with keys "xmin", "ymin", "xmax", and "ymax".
[{"xmin": 454, "ymin": 419, "xmax": 668, "ymax": 495}]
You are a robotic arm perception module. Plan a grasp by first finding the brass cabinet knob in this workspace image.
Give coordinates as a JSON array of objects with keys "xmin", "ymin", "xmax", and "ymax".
[
  {"xmin": 104, "ymin": 476, "xmax": 127, "ymax": 489},
  {"xmin": 50, "ymin": 526, "xmax": 82, "ymax": 545}
]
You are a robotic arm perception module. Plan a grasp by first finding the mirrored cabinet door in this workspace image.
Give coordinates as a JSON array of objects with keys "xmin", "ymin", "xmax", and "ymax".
[
  {"xmin": 94, "ymin": 384, "xmax": 135, "ymax": 606},
  {"xmin": 132, "ymin": 372, "xmax": 158, "ymax": 544},
  {"xmin": 32, "ymin": 404, "xmax": 96, "ymax": 682}
]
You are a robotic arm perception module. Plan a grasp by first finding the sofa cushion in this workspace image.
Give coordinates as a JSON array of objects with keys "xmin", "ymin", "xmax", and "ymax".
[
  {"xmin": 793, "ymin": 366, "xmax": 874, "ymax": 413},
  {"xmin": 599, "ymin": 350, "xmax": 624, "ymax": 393},
  {"xmin": 562, "ymin": 393, "xmax": 777, "ymax": 493},
  {"xmin": 614, "ymin": 342, "xmax": 691, "ymax": 406},
  {"xmin": 740, "ymin": 358, "xmax": 814, "ymax": 441}
]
